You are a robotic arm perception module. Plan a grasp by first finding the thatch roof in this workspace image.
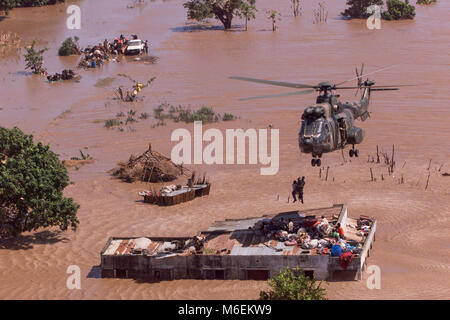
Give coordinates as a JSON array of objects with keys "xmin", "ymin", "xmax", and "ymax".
[{"xmin": 111, "ymin": 143, "xmax": 187, "ymax": 183}]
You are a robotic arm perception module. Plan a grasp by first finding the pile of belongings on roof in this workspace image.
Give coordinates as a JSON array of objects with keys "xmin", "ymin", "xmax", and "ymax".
[
  {"xmin": 47, "ymin": 69, "xmax": 77, "ymax": 82},
  {"xmin": 111, "ymin": 143, "xmax": 186, "ymax": 183},
  {"xmin": 356, "ymin": 216, "xmax": 373, "ymax": 236},
  {"xmin": 253, "ymin": 216, "xmax": 364, "ymax": 258},
  {"xmin": 129, "ymin": 235, "xmax": 207, "ymax": 256},
  {"xmin": 138, "ymin": 173, "xmax": 211, "ymax": 206}
]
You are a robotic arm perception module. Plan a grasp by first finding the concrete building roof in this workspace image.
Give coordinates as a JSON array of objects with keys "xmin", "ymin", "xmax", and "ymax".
[{"xmin": 101, "ymin": 204, "xmax": 355, "ymax": 258}]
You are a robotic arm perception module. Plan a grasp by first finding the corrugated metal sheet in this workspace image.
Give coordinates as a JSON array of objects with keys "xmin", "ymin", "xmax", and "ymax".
[{"xmin": 207, "ymin": 205, "xmax": 343, "ymax": 232}]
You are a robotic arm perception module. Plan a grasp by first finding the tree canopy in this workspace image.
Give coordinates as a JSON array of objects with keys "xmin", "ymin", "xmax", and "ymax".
[
  {"xmin": 58, "ymin": 36, "xmax": 80, "ymax": 56},
  {"xmin": 382, "ymin": 0, "xmax": 415, "ymax": 20},
  {"xmin": 342, "ymin": 0, "xmax": 415, "ymax": 20},
  {"xmin": 341, "ymin": 0, "xmax": 384, "ymax": 19},
  {"xmin": 24, "ymin": 40, "xmax": 47, "ymax": 74},
  {"xmin": 183, "ymin": 0, "xmax": 257, "ymax": 30},
  {"xmin": 0, "ymin": 127, "xmax": 79, "ymax": 238},
  {"xmin": 1, "ymin": 0, "xmax": 65, "ymax": 14},
  {"xmin": 259, "ymin": 267, "xmax": 327, "ymax": 300}
]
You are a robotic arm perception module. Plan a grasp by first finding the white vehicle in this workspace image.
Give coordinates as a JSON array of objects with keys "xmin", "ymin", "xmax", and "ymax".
[{"xmin": 125, "ymin": 39, "xmax": 145, "ymax": 55}]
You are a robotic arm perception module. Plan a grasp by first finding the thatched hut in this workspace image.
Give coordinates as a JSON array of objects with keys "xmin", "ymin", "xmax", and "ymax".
[{"xmin": 111, "ymin": 144, "xmax": 186, "ymax": 183}]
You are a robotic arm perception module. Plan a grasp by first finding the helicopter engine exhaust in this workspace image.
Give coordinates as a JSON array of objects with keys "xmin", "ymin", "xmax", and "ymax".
[{"xmin": 347, "ymin": 126, "xmax": 364, "ymax": 145}]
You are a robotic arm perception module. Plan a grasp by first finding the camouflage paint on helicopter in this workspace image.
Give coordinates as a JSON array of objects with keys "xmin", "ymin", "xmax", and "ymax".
[{"xmin": 231, "ymin": 64, "xmax": 413, "ymax": 166}]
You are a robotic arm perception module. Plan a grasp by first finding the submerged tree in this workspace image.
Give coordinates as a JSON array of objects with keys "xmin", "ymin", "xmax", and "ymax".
[
  {"xmin": 266, "ymin": 9, "xmax": 281, "ymax": 31},
  {"xmin": 290, "ymin": 0, "xmax": 302, "ymax": 17},
  {"xmin": 382, "ymin": 0, "xmax": 416, "ymax": 20},
  {"xmin": 239, "ymin": 1, "xmax": 257, "ymax": 31},
  {"xmin": 341, "ymin": 0, "xmax": 384, "ymax": 19},
  {"xmin": 58, "ymin": 36, "xmax": 81, "ymax": 56},
  {"xmin": 313, "ymin": 2, "xmax": 328, "ymax": 24},
  {"xmin": 183, "ymin": 0, "xmax": 257, "ymax": 30},
  {"xmin": 0, "ymin": 127, "xmax": 79, "ymax": 238},
  {"xmin": 24, "ymin": 40, "xmax": 48, "ymax": 74},
  {"xmin": 259, "ymin": 267, "xmax": 327, "ymax": 300}
]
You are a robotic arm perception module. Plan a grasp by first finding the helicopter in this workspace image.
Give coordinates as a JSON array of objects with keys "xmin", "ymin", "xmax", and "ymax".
[{"xmin": 231, "ymin": 64, "xmax": 412, "ymax": 166}]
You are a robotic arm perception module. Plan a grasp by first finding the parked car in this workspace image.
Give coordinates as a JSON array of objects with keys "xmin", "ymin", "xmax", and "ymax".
[{"xmin": 125, "ymin": 39, "xmax": 144, "ymax": 55}]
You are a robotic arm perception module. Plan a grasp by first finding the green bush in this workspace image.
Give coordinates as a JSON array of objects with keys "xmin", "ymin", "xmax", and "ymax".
[
  {"xmin": 259, "ymin": 267, "xmax": 327, "ymax": 300},
  {"xmin": 341, "ymin": 0, "xmax": 384, "ymax": 18},
  {"xmin": 139, "ymin": 112, "xmax": 150, "ymax": 120},
  {"xmin": 24, "ymin": 40, "xmax": 47, "ymax": 74},
  {"xmin": 382, "ymin": 0, "xmax": 415, "ymax": 20},
  {"xmin": 1, "ymin": 1, "xmax": 66, "ymax": 14},
  {"xmin": 183, "ymin": 0, "xmax": 256, "ymax": 30},
  {"xmin": 104, "ymin": 119, "xmax": 121, "ymax": 128},
  {"xmin": 0, "ymin": 126, "xmax": 79, "ymax": 238},
  {"xmin": 58, "ymin": 37, "xmax": 80, "ymax": 56},
  {"xmin": 416, "ymin": 0, "xmax": 436, "ymax": 4},
  {"xmin": 222, "ymin": 113, "xmax": 235, "ymax": 121},
  {"xmin": 153, "ymin": 103, "xmax": 236, "ymax": 124}
]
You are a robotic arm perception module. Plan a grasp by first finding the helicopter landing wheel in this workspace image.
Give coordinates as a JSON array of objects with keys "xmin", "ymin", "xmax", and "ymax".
[
  {"xmin": 311, "ymin": 158, "xmax": 322, "ymax": 167},
  {"xmin": 354, "ymin": 149, "xmax": 360, "ymax": 157},
  {"xmin": 349, "ymin": 149, "xmax": 354, "ymax": 157}
]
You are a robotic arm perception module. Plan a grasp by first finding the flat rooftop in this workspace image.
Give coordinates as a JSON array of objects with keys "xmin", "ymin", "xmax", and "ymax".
[{"xmin": 102, "ymin": 204, "xmax": 372, "ymax": 259}]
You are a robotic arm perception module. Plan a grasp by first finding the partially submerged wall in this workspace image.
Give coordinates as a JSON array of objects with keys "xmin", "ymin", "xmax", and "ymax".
[{"xmin": 100, "ymin": 204, "xmax": 375, "ymax": 281}]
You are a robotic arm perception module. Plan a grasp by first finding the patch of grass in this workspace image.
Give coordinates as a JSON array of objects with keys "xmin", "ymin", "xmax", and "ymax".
[
  {"xmin": 101, "ymin": 109, "xmax": 145, "ymax": 132},
  {"xmin": 0, "ymin": 32, "xmax": 21, "ymax": 56},
  {"xmin": 125, "ymin": 109, "xmax": 137, "ymax": 124},
  {"xmin": 126, "ymin": 116, "xmax": 137, "ymax": 124},
  {"xmin": 222, "ymin": 113, "xmax": 235, "ymax": 121},
  {"xmin": 153, "ymin": 103, "xmax": 237, "ymax": 124},
  {"xmin": 139, "ymin": 112, "xmax": 150, "ymax": 120},
  {"xmin": 70, "ymin": 149, "xmax": 92, "ymax": 161},
  {"xmin": 104, "ymin": 118, "xmax": 122, "ymax": 128},
  {"xmin": 416, "ymin": 0, "xmax": 436, "ymax": 4}
]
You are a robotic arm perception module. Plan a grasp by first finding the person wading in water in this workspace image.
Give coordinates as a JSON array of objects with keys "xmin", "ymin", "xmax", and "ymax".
[{"xmin": 296, "ymin": 176, "xmax": 305, "ymax": 204}]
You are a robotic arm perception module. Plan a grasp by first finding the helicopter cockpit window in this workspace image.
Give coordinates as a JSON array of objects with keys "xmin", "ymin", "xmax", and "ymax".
[{"xmin": 304, "ymin": 119, "xmax": 323, "ymax": 137}]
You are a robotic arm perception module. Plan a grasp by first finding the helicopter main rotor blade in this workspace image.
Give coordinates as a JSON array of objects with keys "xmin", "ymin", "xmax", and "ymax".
[
  {"xmin": 239, "ymin": 89, "xmax": 315, "ymax": 101},
  {"xmin": 370, "ymin": 88, "xmax": 400, "ymax": 91},
  {"xmin": 335, "ymin": 84, "xmax": 415, "ymax": 90},
  {"xmin": 336, "ymin": 64, "xmax": 397, "ymax": 86},
  {"xmin": 230, "ymin": 76, "xmax": 316, "ymax": 89}
]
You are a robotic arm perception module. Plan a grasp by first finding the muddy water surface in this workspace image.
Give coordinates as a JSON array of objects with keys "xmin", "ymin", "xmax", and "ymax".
[{"xmin": 0, "ymin": 0, "xmax": 449, "ymax": 299}]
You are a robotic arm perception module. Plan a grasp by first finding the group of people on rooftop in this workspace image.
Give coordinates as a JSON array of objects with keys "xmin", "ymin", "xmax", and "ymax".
[{"xmin": 78, "ymin": 34, "xmax": 149, "ymax": 69}]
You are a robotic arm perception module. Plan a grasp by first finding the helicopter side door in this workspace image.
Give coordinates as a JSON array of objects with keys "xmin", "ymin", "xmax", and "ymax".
[{"xmin": 328, "ymin": 118, "xmax": 339, "ymax": 150}]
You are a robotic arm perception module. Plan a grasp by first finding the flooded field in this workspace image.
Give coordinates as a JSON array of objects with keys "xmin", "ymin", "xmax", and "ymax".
[{"xmin": 0, "ymin": 0, "xmax": 449, "ymax": 299}]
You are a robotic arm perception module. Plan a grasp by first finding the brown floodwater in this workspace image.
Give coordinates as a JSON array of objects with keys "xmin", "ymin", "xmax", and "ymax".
[{"xmin": 0, "ymin": 0, "xmax": 449, "ymax": 299}]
